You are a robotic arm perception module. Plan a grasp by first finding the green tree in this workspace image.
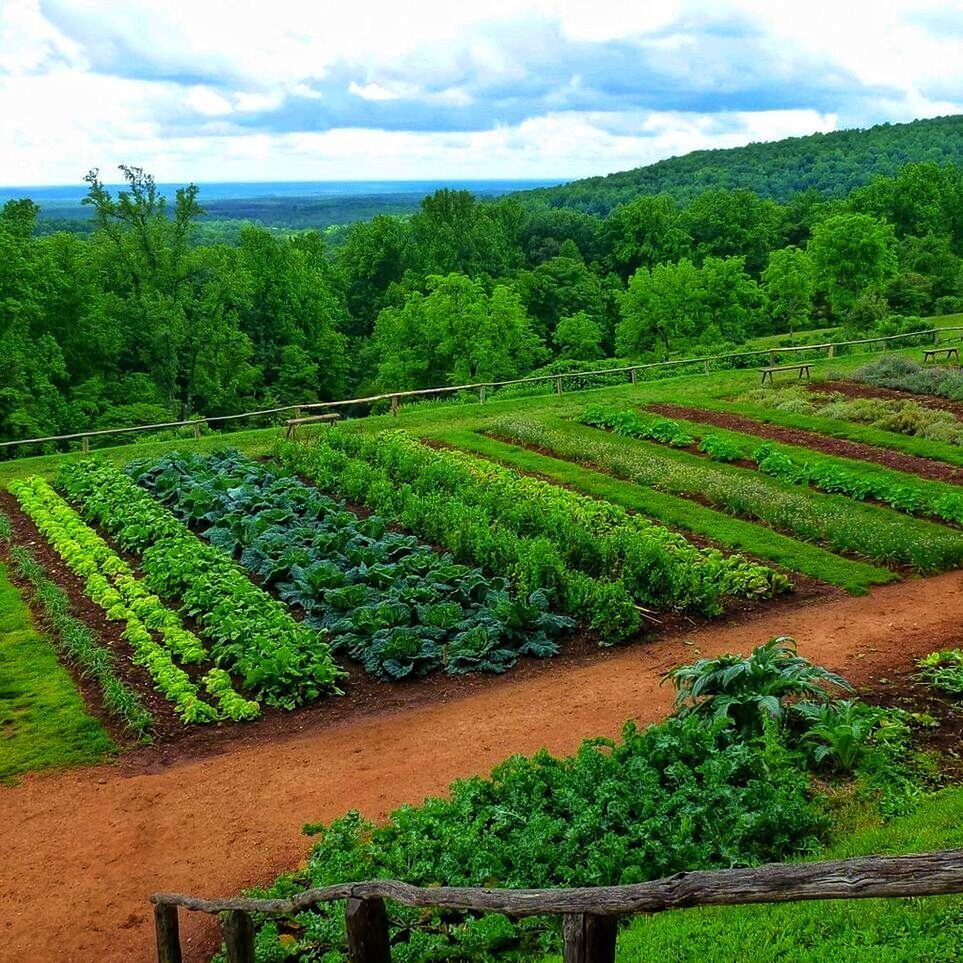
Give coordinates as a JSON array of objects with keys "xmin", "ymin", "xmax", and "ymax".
[
  {"xmin": 603, "ymin": 194, "xmax": 692, "ymax": 279},
  {"xmin": 617, "ymin": 259, "xmax": 702, "ymax": 355},
  {"xmin": 238, "ymin": 227, "xmax": 349, "ymax": 401},
  {"xmin": 554, "ymin": 311, "xmax": 603, "ymax": 361},
  {"xmin": 409, "ymin": 190, "xmax": 521, "ymax": 278},
  {"xmin": 373, "ymin": 274, "xmax": 545, "ymax": 389},
  {"xmin": 808, "ymin": 213, "xmax": 898, "ymax": 319},
  {"xmin": 336, "ymin": 215, "xmax": 410, "ymax": 336},
  {"xmin": 616, "ymin": 256, "xmax": 760, "ymax": 356},
  {"xmin": 515, "ymin": 253, "xmax": 606, "ymax": 342},
  {"xmin": 682, "ymin": 189, "xmax": 785, "ymax": 275},
  {"xmin": 762, "ymin": 246, "xmax": 815, "ymax": 334}
]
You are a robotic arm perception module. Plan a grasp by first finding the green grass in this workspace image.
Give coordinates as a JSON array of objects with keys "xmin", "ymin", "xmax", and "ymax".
[
  {"xmin": 441, "ymin": 429, "xmax": 895, "ymax": 594},
  {"xmin": 533, "ymin": 786, "xmax": 963, "ymax": 962},
  {"xmin": 0, "ymin": 562, "xmax": 114, "ymax": 781},
  {"xmin": 594, "ymin": 787, "xmax": 963, "ymax": 962}
]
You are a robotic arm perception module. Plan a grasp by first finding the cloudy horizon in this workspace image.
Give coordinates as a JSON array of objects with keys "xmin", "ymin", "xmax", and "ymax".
[{"xmin": 2, "ymin": 0, "xmax": 961, "ymax": 187}]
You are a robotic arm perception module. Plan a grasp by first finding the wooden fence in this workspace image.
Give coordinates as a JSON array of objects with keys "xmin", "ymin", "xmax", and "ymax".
[
  {"xmin": 150, "ymin": 848, "xmax": 963, "ymax": 962},
  {"xmin": 3, "ymin": 325, "xmax": 962, "ymax": 457}
]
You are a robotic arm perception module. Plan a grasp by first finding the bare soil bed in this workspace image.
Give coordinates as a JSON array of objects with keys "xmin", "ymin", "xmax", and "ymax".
[
  {"xmin": 810, "ymin": 379, "xmax": 963, "ymax": 421},
  {"xmin": 2, "ymin": 571, "xmax": 961, "ymax": 963},
  {"xmin": 648, "ymin": 403, "xmax": 963, "ymax": 484}
]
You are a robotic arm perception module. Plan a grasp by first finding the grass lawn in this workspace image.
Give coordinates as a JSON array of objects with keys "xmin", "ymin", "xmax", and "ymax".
[
  {"xmin": 542, "ymin": 787, "xmax": 963, "ymax": 962},
  {"xmin": 0, "ymin": 562, "xmax": 114, "ymax": 782}
]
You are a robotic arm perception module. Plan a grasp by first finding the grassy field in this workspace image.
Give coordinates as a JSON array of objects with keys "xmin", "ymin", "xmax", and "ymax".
[{"xmin": 0, "ymin": 561, "xmax": 114, "ymax": 782}]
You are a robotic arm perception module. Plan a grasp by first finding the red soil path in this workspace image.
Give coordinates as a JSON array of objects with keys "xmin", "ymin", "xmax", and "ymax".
[{"xmin": 2, "ymin": 572, "xmax": 963, "ymax": 963}]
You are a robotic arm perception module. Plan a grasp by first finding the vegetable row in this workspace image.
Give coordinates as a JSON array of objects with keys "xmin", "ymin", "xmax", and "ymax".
[
  {"xmin": 9, "ymin": 477, "xmax": 239, "ymax": 722},
  {"xmin": 580, "ymin": 405, "xmax": 963, "ymax": 525},
  {"xmin": 127, "ymin": 450, "xmax": 573, "ymax": 680},
  {"xmin": 494, "ymin": 414, "xmax": 962, "ymax": 573},
  {"xmin": 57, "ymin": 461, "xmax": 340, "ymax": 709},
  {"xmin": 274, "ymin": 430, "xmax": 790, "ymax": 642},
  {"xmin": 6, "ymin": 538, "xmax": 154, "ymax": 738}
]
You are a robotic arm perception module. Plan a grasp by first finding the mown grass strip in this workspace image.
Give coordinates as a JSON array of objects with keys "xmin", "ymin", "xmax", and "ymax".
[
  {"xmin": 440, "ymin": 430, "xmax": 894, "ymax": 595},
  {"xmin": 0, "ymin": 557, "xmax": 114, "ymax": 783}
]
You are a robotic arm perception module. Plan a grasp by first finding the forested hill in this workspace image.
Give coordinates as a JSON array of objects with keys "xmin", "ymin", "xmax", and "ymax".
[{"xmin": 520, "ymin": 115, "xmax": 963, "ymax": 214}]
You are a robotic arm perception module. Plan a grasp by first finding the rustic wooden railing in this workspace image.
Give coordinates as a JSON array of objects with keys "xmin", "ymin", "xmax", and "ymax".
[
  {"xmin": 150, "ymin": 848, "xmax": 963, "ymax": 962},
  {"xmin": 3, "ymin": 325, "xmax": 961, "ymax": 457}
]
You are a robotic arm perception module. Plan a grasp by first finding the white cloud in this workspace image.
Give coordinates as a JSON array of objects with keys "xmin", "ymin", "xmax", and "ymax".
[{"xmin": 0, "ymin": 0, "xmax": 959, "ymax": 184}]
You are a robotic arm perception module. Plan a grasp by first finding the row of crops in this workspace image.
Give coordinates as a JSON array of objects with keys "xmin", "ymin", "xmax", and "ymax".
[
  {"xmin": 3, "ymin": 424, "xmax": 803, "ymax": 730},
  {"xmin": 9, "ymin": 477, "xmax": 260, "ymax": 722},
  {"xmin": 579, "ymin": 405, "xmax": 963, "ymax": 525},
  {"xmin": 486, "ymin": 414, "xmax": 963, "ymax": 573},
  {"xmin": 274, "ymin": 430, "xmax": 789, "ymax": 640},
  {"xmin": 127, "ymin": 451, "xmax": 573, "ymax": 680}
]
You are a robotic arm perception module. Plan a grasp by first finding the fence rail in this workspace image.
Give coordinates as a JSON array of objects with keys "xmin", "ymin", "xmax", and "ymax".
[
  {"xmin": 150, "ymin": 848, "xmax": 963, "ymax": 962},
  {"xmin": 4, "ymin": 325, "xmax": 962, "ymax": 456}
]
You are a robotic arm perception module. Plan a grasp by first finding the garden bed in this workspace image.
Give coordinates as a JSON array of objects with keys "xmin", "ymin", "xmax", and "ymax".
[
  {"xmin": 647, "ymin": 404, "xmax": 963, "ymax": 484},
  {"xmin": 811, "ymin": 380, "xmax": 963, "ymax": 422}
]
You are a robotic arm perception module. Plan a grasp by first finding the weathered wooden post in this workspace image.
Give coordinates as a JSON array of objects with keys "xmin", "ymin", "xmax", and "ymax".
[
  {"xmin": 345, "ymin": 896, "xmax": 392, "ymax": 962},
  {"xmin": 769, "ymin": 350, "xmax": 777, "ymax": 366},
  {"xmin": 81, "ymin": 435, "xmax": 90, "ymax": 455},
  {"xmin": 630, "ymin": 367, "xmax": 638, "ymax": 384},
  {"xmin": 223, "ymin": 909, "xmax": 255, "ymax": 963},
  {"xmin": 153, "ymin": 903, "xmax": 182, "ymax": 963},
  {"xmin": 827, "ymin": 343, "xmax": 835, "ymax": 359},
  {"xmin": 391, "ymin": 395, "xmax": 400, "ymax": 417},
  {"xmin": 555, "ymin": 377, "xmax": 563, "ymax": 396},
  {"xmin": 479, "ymin": 385, "xmax": 486, "ymax": 405},
  {"xmin": 703, "ymin": 359, "xmax": 710, "ymax": 374},
  {"xmin": 193, "ymin": 421, "xmax": 202, "ymax": 441},
  {"xmin": 562, "ymin": 913, "xmax": 617, "ymax": 963}
]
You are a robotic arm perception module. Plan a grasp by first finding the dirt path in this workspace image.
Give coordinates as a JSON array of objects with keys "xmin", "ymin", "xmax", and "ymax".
[{"xmin": 3, "ymin": 572, "xmax": 963, "ymax": 963}]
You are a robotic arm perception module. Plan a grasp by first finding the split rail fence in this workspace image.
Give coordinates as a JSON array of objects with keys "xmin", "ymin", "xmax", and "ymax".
[
  {"xmin": 151, "ymin": 848, "xmax": 963, "ymax": 963},
  {"xmin": 3, "ymin": 325, "xmax": 962, "ymax": 458}
]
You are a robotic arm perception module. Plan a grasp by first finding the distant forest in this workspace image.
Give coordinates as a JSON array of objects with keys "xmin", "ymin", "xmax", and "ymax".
[
  {"xmin": 522, "ymin": 114, "xmax": 963, "ymax": 211},
  {"xmin": 1, "ymin": 115, "xmax": 961, "ymax": 446}
]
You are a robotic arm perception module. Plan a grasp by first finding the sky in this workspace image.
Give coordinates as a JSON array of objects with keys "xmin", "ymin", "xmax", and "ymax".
[{"xmin": 1, "ymin": 0, "xmax": 962, "ymax": 186}]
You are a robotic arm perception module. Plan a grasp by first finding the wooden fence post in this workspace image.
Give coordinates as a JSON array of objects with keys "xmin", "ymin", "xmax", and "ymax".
[
  {"xmin": 193, "ymin": 421, "xmax": 202, "ymax": 441},
  {"xmin": 391, "ymin": 395, "xmax": 400, "ymax": 417},
  {"xmin": 703, "ymin": 359, "xmax": 710, "ymax": 374},
  {"xmin": 562, "ymin": 913, "xmax": 617, "ymax": 963},
  {"xmin": 153, "ymin": 903, "xmax": 182, "ymax": 963},
  {"xmin": 827, "ymin": 344, "xmax": 835, "ymax": 359},
  {"xmin": 223, "ymin": 909, "xmax": 255, "ymax": 963},
  {"xmin": 81, "ymin": 435, "xmax": 90, "ymax": 455},
  {"xmin": 555, "ymin": 377, "xmax": 563, "ymax": 396},
  {"xmin": 479, "ymin": 385, "xmax": 486, "ymax": 405},
  {"xmin": 345, "ymin": 896, "xmax": 392, "ymax": 963},
  {"xmin": 630, "ymin": 367, "xmax": 638, "ymax": 384}
]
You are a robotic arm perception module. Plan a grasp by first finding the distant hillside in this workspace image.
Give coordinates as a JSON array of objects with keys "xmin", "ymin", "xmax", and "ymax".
[{"xmin": 519, "ymin": 114, "xmax": 963, "ymax": 214}]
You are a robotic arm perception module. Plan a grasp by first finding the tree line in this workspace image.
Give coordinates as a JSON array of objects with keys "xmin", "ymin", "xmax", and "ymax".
[{"xmin": 1, "ymin": 152, "xmax": 961, "ymax": 444}]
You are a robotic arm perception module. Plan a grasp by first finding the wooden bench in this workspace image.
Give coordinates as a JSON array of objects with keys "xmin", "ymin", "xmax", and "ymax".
[
  {"xmin": 284, "ymin": 412, "xmax": 340, "ymax": 439},
  {"xmin": 760, "ymin": 362, "xmax": 812, "ymax": 385},
  {"xmin": 922, "ymin": 346, "xmax": 960, "ymax": 364}
]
